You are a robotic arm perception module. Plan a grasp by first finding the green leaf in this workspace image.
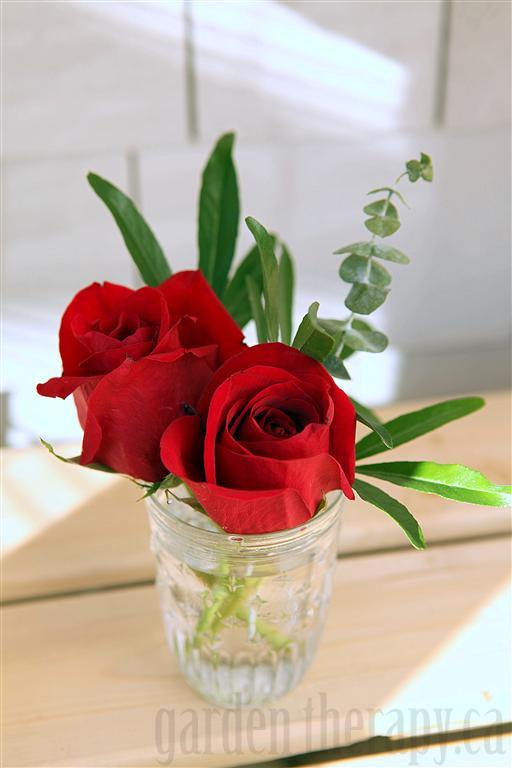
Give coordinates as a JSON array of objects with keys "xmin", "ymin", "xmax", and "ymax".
[
  {"xmin": 363, "ymin": 199, "xmax": 399, "ymax": 219},
  {"xmin": 351, "ymin": 400, "xmax": 393, "ymax": 450},
  {"xmin": 404, "ymin": 153, "xmax": 433, "ymax": 183},
  {"xmin": 222, "ymin": 245, "xmax": 264, "ymax": 329},
  {"xmin": 334, "ymin": 241, "xmax": 373, "ymax": 257},
  {"xmin": 371, "ymin": 244, "xmax": 410, "ymax": 264},
  {"xmin": 323, "ymin": 354, "xmax": 351, "ymax": 380},
  {"xmin": 40, "ymin": 438, "xmax": 115, "ymax": 474},
  {"xmin": 318, "ymin": 317, "xmax": 347, "ymax": 337},
  {"xmin": 344, "ymin": 319, "xmax": 388, "ymax": 353},
  {"xmin": 198, "ymin": 132, "xmax": 240, "ymax": 296},
  {"xmin": 365, "ymin": 214, "xmax": 401, "ymax": 238},
  {"xmin": 246, "ymin": 275, "xmax": 268, "ymax": 343},
  {"xmin": 278, "ymin": 243, "xmax": 295, "ymax": 344},
  {"xmin": 420, "ymin": 152, "xmax": 434, "ymax": 181},
  {"xmin": 368, "ymin": 186, "xmax": 408, "ymax": 206},
  {"xmin": 334, "ymin": 241, "xmax": 409, "ymax": 264},
  {"xmin": 292, "ymin": 302, "xmax": 334, "ymax": 361},
  {"xmin": 245, "ymin": 217, "xmax": 280, "ymax": 342},
  {"xmin": 339, "ymin": 254, "xmax": 391, "ymax": 288},
  {"xmin": 355, "ymin": 461, "xmax": 512, "ymax": 507},
  {"xmin": 141, "ymin": 473, "xmax": 182, "ymax": 499},
  {"xmin": 345, "ymin": 282, "xmax": 389, "ymax": 314},
  {"xmin": 318, "ymin": 318, "xmax": 356, "ymax": 362},
  {"xmin": 405, "ymin": 159, "xmax": 422, "ymax": 182},
  {"xmin": 356, "ymin": 397, "xmax": 485, "ymax": 461},
  {"xmin": 353, "ymin": 478, "xmax": 426, "ymax": 550},
  {"xmin": 87, "ymin": 173, "xmax": 171, "ymax": 287}
]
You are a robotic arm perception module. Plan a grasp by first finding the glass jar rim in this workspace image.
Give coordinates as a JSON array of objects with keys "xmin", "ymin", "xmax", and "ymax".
[{"xmin": 148, "ymin": 489, "xmax": 344, "ymax": 555}]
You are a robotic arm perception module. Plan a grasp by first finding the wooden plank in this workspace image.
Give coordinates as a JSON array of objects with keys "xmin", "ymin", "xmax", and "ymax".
[
  {"xmin": 2, "ymin": 537, "xmax": 510, "ymax": 767},
  {"xmin": 2, "ymin": 392, "xmax": 510, "ymax": 602},
  {"xmin": 319, "ymin": 734, "xmax": 511, "ymax": 767}
]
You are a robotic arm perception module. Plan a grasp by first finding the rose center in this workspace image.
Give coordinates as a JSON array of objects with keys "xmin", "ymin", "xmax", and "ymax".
[{"xmin": 256, "ymin": 407, "xmax": 299, "ymax": 438}]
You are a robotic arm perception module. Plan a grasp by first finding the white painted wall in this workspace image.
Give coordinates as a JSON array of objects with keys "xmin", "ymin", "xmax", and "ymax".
[{"xmin": 2, "ymin": 0, "xmax": 511, "ymax": 446}]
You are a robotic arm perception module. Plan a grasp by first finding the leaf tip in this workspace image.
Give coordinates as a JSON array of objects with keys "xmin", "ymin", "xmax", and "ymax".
[{"xmin": 219, "ymin": 131, "xmax": 236, "ymax": 148}]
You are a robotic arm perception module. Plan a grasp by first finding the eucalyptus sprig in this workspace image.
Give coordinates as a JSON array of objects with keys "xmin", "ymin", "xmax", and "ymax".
[{"xmin": 327, "ymin": 152, "xmax": 433, "ymax": 366}]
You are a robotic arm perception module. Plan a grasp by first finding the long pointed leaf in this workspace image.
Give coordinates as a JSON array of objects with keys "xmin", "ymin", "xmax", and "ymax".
[
  {"xmin": 246, "ymin": 275, "xmax": 268, "ymax": 343},
  {"xmin": 356, "ymin": 461, "xmax": 512, "ymax": 507},
  {"xmin": 198, "ymin": 132, "xmax": 240, "ymax": 296},
  {"xmin": 222, "ymin": 245, "xmax": 263, "ymax": 328},
  {"xmin": 356, "ymin": 397, "xmax": 485, "ymax": 460},
  {"xmin": 353, "ymin": 478, "xmax": 426, "ymax": 550},
  {"xmin": 278, "ymin": 243, "xmax": 295, "ymax": 344},
  {"xmin": 352, "ymin": 398, "xmax": 393, "ymax": 449},
  {"xmin": 87, "ymin": 173, "xmax": 171, "ymax": 286},
  {"xmin": 245, "ymin": 217, "xmax": 279, "ymax": 341}
]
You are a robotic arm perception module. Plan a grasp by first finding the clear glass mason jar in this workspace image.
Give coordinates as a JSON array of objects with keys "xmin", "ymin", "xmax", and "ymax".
[{"xmin": 147, "ymin": 490, "xmax": 343, "ymax": 708}]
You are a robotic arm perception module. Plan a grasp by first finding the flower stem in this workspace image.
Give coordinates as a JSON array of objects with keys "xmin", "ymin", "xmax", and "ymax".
[{"xmin": 192, "ymin": 569, "xmax": 291, "ymax": 652}]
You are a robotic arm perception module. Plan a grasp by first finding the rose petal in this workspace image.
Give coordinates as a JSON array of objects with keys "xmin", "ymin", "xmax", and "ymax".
[
  {"xmin": 240, "ymin": 421, "xmax": 330, "ymax": 459},
  {"xmin": 60, "ymin": 282, "xmax": 133, "ymax": 376},
  {"xmin": 185, "ymin": 483, "xmax": 312, "ymax": 534},
  {"xmin": 37, "ymin": 375, "xmax": 102, "ymax": 399},
  {"xmin": 216, "ymin": 444, "xmax": 354, "ymax": 510},
  {"xmin": 160, "ymin": 415, "xmax": 204, "ymax": 482},
  {"xmin": 158, "ymin": 270, "xmax": 244, "ymax": 362},
  {"xmin": 81, "ymin": 352, "xmax": 214, "ymax": 481}
]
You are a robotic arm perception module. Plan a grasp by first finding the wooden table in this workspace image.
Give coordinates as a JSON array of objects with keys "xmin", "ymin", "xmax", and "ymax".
[{"xmin": 2, "ymin": 391, "xmax": 511, "ymax": 767}]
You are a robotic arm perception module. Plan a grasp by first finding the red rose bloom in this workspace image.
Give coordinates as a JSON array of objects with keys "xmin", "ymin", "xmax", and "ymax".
[
  {"xmin": 160, "ymin": 343, "xmax": 356, "ymax": 534},
  {"xmin": 37, "ymin": 270, "xmax": 244, "ymax": 481}
]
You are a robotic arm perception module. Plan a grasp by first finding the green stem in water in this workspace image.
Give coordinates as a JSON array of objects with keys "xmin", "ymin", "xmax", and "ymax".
[
  {"xmin": 234, "ymin": 604, "xmax": 290, "ymax": 651},
  {"xmin": 192, "ymin": 569, "xmax": 291, "ymax": 652}
]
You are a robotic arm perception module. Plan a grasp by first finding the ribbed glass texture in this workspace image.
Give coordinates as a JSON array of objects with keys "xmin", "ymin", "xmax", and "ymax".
[{"xmin": 147, "ymin": 491, "xmax": 342, "ymax": 707}]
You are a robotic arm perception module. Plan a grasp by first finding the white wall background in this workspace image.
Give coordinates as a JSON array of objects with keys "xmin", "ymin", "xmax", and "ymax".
[{"xmin": 2, "ymin": 0, "xmax": 511, "ymax": 447}]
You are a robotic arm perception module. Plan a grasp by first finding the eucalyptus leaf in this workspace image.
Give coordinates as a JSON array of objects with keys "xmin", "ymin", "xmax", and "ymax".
[
  {"xmin": 278, "ymin": 243, "xmax": 295, "ymax": 344},
  {"xmin": 405, "ymin": 159, "xmax": 422, "ymax": 182},
  {"xmin": 222, "ymin": 245, "xmax": 264, "ymax": 329},
  {"xmin": 363, "ymin": 199, "xmax": 399, "ymax": 219},
  {"xmin": 371, "ymin": 244, "xmax": 410, "ymax": 264},
  {"xmin": 246, "ymin": 275, "xmax": 268, "ymax": 343},
  {"xmin": 356, "ymin": 397, "xmax": 485, "ymax": 460},
  {"xmin": 365, "ymin": 215, "xmax": 401, "ymax": 238},
  {"xmin": 87, "ymin": 173, "xmax": 171, "ymax": 287},
  {"xmin": 339, "ymin": 254, "xmax": 391, "ymax": 288},
  {"xmin": 404, "ymin": 153, "xmax": 433, "ymax": 183},
  {"xmin": 198, "ymin": 132, "xmax": 240, "ymax": 296},
  {"xmin": 344, "ymin": 319, "xmax": 388, "ymax": 353},
  {"xmin": 351, "ymin": 400, "xmax": 393, "ymax": 449},
  {"xmin": 333, "ymin": 241, "xmax": 373, "ymax": 257},
  {"xmin": 368, "ymin": 186, "xmax": 408, "ymax": 206},
  {"xmin": 335, "ymin": 241, "xmax": 409, "ymax": 264},
  {"xmin": 318, "ymin": 318, "xmax": 355, "ymax": 361},
  {"xmin": 323, "ymin": 354, "xmax": 351, "ymax": 380},
  {"xmin": 353, "ymin": 479, "xmax": 426, "ymax": 550},
  {"xmin": 246, "ymin": 217, "xmax": 279, "ymax": 342},
  {"xmin": 420, "ymin": 152, "xmax": 434, "ymax": 181},
  {"xmin": 292, "ymin": 302, "xmax": 334, "ymax": 361},
  {"xmin": 318, "ymin": 317, "xmax": 348, "ymax": 337},
  {"xmin": 345, "ymin": 282, "xmax": 389, "ymax": 314},
  {"xmin": 355, "ymin": 461, "xmax": 512, "ymax": 507}
]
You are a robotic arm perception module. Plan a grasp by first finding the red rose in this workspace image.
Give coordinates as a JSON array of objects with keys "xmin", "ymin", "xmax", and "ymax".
[
  {"xmin": 160, "ymin": 343, "xmax": 356, "ymax": 534},
  {"xmin": 37, "ymin": 270, "xmax": 244, "ymax": 481}
]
